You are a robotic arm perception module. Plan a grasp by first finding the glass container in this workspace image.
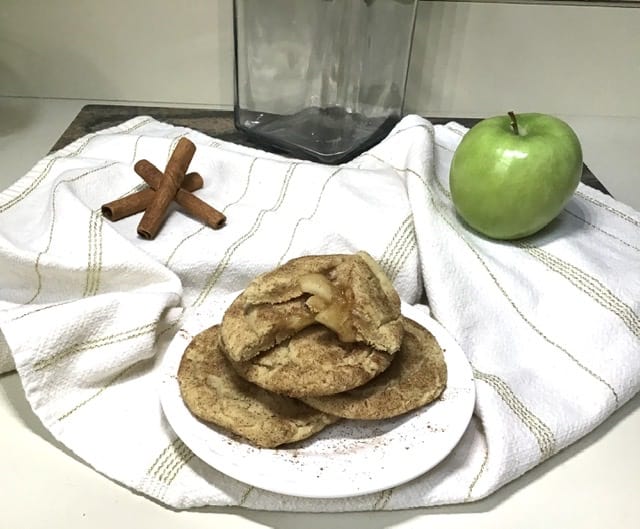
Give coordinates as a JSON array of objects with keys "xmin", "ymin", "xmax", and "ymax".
[{"xmin": 233, "ymin": 0, "xmax": 418, "ymax": 164}]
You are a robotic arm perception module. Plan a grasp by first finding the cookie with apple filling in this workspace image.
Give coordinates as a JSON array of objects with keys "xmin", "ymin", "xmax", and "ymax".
[{"xmin": 219, "ymin": 252, "xmax": 403, "ymax": 363}]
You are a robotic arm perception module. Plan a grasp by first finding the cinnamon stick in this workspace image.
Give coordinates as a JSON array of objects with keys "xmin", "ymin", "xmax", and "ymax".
[
  {"xmin": 137, "ymin": 138, "xmax": 195, "ymax": 240},
  {"xmin": 135, "ymin": 159, "xmax": 226, "ymax": 230},
  {"xmin": 101, "ymin": 172, "xmax": 203, "ymax": 221}
]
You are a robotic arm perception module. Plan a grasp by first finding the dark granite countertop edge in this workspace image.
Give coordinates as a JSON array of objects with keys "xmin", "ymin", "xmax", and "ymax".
[{"xmin": 51, "ymin": 104, "xmax": 609, "ymax": 196}]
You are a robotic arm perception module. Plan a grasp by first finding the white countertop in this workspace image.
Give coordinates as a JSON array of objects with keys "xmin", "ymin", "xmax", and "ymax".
[{"xmin": 1, "ymin": 96, "xmax": 639, "ymax": 528}]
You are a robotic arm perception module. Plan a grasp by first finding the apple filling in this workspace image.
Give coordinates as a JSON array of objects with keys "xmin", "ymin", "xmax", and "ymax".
[{"xmin": 298, "ymin": 273, "xmax": 357, "ymax": 342}]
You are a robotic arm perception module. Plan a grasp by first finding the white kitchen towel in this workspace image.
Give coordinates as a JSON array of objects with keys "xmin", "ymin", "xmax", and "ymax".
[{"xmin": 0, "ymin": 115, "xmax": 638, "ymax": 511}]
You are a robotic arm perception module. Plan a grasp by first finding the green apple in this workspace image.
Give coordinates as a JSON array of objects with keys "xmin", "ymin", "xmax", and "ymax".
[{"xmin": 449, "ymin": 112, "xmax": 583, "ymax": 240}]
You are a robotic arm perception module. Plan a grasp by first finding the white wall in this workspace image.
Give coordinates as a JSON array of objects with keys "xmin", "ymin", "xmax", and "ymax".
[
  {"xmin": 408, "ymin": 1, "xmax": 640, "ymax": 117},
  {"xmin": 1, "ymin": 1, "xmax": 639, "ymax": 118},
  {"xmin": 0, "ymin": 0, "xmax": 235, "ymax": 105}
]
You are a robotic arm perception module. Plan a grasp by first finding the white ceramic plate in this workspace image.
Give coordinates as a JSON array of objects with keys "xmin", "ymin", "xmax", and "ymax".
[{"xmin": 159, "ymin": 302, "xmax": 475, "ymax": 499}]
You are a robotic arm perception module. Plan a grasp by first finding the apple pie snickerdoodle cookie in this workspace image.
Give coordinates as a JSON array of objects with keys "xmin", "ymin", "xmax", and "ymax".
[
  {"xmin": 220, "ymin": 252, "xmax": 403, "ymax": 363},
  {"xmin": 301, "ymin": 317, "xmax": 447, "ymax": 420},
  {"xmin": 177, "ymin": 326, "xmax": 338, "ymax": 448},
  {"xmin": 178, "ymin": 252, "xmax": 448, "ymax": 449}
]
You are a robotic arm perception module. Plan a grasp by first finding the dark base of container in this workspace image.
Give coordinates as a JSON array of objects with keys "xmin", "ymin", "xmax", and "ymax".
[{"xmin": 235, "ymin": 107, "xmax": 399, "ymax": 165}]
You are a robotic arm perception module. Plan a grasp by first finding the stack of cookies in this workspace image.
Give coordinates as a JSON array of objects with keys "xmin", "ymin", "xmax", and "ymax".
[{"xmin": 178, "ymin": 252, "xmax": 447, "ymax": 448}]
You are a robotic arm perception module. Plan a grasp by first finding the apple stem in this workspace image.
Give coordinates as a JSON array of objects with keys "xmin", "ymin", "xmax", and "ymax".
[{"xmin": 508, "ymin": 111, "xmax": 520, "ymax": 136}]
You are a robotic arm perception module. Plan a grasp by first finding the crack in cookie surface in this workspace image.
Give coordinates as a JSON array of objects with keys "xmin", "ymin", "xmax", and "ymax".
[{"xmin": 230, "ymin": 325, "xmax": 394, "ymax": 398}]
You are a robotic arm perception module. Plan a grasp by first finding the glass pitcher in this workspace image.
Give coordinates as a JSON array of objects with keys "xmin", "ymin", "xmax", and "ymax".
[{"xmin": 233, "ymin": 0, "xmax": 418, "ymax": 164}]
